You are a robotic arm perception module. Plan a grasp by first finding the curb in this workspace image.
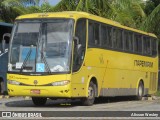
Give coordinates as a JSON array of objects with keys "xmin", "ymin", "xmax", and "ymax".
[
  {"xmin": 24, "ymin": 96, "xmax": 31, "ymax": 100},
  {"xmin": 0, "ymin": 96, "xmax": 31, "ymax": 99},
  {"xmin": 142, "ymin": 96, "xmax": 160, "ymax": 101},
  {"xmin": 0, "ymin": 95, "xmax": 10, "ymax": 99},
  {"xmin": 0, "ymin": 95, "xmax": 3, "ymax": 99}
]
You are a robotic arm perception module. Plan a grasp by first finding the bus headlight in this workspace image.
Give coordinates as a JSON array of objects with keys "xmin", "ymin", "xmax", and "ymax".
[
  {"xmin": 51, "ymin": 80, "xmax": 70, "ymax": 86},
  {"xmin": 8, "ymin": 80, "xmax": 20, "ymax": 85}
]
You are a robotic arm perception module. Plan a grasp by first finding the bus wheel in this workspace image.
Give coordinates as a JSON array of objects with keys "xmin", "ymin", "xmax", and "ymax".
[
  {"xmin": 136, "ymin": 81, "xmax": 144, "ymax": 100},
  {"xmin": 32, "ymin": 97, "xmax": 47, "ymax": 106},
  {"xmin": 81, "ymin": 81, "xmax": 96, "ymax": 106}
]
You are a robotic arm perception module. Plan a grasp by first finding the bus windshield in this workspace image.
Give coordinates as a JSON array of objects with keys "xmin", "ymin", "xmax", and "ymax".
[{"xmin": 9, "ymin": 19, "xmax": 73, "ymax": 73}]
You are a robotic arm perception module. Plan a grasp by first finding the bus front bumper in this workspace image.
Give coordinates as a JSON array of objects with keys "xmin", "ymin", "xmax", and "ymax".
[{"xmin": 7, "ymin": 84, "xmax": 71, "ymax": 98}]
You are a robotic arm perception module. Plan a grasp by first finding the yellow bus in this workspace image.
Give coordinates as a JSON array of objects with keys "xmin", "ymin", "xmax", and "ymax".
[{"xmin": 7, "ymin": 11, "xmax": 158, "ymax": 106}]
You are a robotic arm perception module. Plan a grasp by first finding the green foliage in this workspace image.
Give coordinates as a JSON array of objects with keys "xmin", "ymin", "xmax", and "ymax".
[
  {"xmin": 109, "ymin": 0, "xmax": 146, "ymax": 28},
  {"xmin": 0, "ymin": 0, "xmax": 41, "ymax": 23},
  {"xmin": 142, "ymin": 4, "xmax": 160, "ymax": 38},
  {"xmin": 26, "ymin": 2, "xmax": 55, "ymax": 13},
  {"xmin": 53, "ymin": 0, "xmax": 160, "ymax": 38},
  {"xmin": 0, "ymin": 0, "xmax": 160, "ymax": 40},
  {"xmin": 52, "ymin": 0, "xmax": 146, "ymax": 29},
  {"xmin": 145, "ymin": 0, "xmax": 156, "ymax": 16}
]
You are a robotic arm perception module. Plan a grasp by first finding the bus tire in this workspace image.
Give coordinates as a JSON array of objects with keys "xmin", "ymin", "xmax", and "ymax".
[
  {"xmin": 81, "ymin": 81, "xmax": 96, "ymax": 106},
  {"xmin": 32, "ymin": 97, "xmax": 47, "ymax": 106},
  {"xmin": 136, "ymin": 81, "xmax": 144, "ymax": 100}
]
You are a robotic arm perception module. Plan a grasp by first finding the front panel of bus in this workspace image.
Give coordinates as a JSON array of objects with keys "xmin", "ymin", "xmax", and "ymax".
[{"xmin": 7, "ymin": 19, "xmax": 75, "ymax": 97}]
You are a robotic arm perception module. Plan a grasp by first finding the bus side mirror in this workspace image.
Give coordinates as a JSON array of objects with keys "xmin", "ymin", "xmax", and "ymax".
[
  {"xmin": 2, "ymin": 33, "xmax": 11, "ymax": 53},
  {"xmin": 73, "ymin": 36, "xmax": 79, "ymax": 46},
  {"xmin": 2, "ymin": 39, "xmax": 6, "ymax": 53}
]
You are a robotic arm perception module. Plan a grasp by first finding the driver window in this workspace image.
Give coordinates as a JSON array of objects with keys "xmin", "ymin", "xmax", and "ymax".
[{"xmin": 73, "ymin": 19, "xmax": 86, "ymax": 72}]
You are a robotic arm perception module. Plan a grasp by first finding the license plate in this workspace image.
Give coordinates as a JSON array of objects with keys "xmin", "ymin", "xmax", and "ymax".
[{"xmin": 30, "ymin": 89, "xmax": 40, "ymax": 94}]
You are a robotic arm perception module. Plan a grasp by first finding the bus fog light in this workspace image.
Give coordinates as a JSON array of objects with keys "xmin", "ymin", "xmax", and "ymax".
[
  {"xmin": 8, "ymin": 80, "xmax": 20, "ymax": 85},
  {"xmin": 51, "ymin": 80, "xmax": 70, "ymax": 86}
]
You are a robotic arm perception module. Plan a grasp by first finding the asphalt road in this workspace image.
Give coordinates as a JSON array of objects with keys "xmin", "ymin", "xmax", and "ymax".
[{"xmin": 0, "ymin": 96, "xmax": 160, "ymax": 119}]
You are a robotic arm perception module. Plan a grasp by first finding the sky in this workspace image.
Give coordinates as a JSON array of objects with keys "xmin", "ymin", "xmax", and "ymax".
[{"xmin": 40, "ymin": 0, "xmax": 61, "ymax": 6}]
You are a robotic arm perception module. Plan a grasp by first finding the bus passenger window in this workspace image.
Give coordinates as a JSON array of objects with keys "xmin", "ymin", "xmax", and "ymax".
[
  {"xmin": 117, "ymin": 29, "xmax": 123, "ymax": 49},
  {"xmin": 124, "ymin": 31, "xmax": 133, "ymax": 52},
  {"xmin": 112, "ymin": 28, "xmax": 122, "ymax": 50},
  {"xmin": 88, "ymin": 22, "xmax": 100, "ymax": 46},
  {"xmin": 124, "ymin": 31, "xmax": 129, "ymax": 51},
  {"xmin": 88, "ymin": 22, "xmax": 94, "ymax": 46},
  {"xmin": 101, "ymin": 25, "xmax": 112, "ymax": 48},
  {"xmin": 128, "ymin": 32, "xmax": 133, "ymax": 51},
  {"xmin": 112, "ymin": 28, "xmax": 117, "ymax": 48},
  {"xmin": 134, "ymin": 34, "xmax": 142, "ymax": 54},
  {"xmin": 94, "ymin": 23, "xmax": 100, "ymax": 46},
  {"xmin": 151, "ymin": 39, "xmax": 157, "ymax": 56},
  {"xmin": 143, "ymin": 37, "xmax": 151, "ymax": 55},
  {"xmin": 101, "ymin": 25, "xmax": 107, "ymax": 47},
  {"xmin": 107, "ymin": 26, "xmax": 112, "ymax": 47}
]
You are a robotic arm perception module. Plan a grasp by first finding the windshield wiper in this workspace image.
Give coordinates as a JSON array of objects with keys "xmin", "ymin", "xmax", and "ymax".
[
  {"xmin": 36, "ymin": 23, "xmax": 51, "ymax": 74},
  {"xmin": 20, "ymin": 45, "xmax": 33, "ymax": 72},
  {"xmin": 39, "ymin": 48, "xmax": 51, "ymax": 74}
]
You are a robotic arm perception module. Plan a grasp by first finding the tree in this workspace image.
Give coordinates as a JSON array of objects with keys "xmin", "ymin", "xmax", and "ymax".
[
  {"xmin": 0, "ymin": 0, "xmax": 159, "ymax": 39},
  {"xmin": 53, "ymin": 0, "xmax": 146, "ymax": 28},
  {"xmin": 27, "ymin": 2, "xmax": 54, "ymax": 13},
  {"xmin": 53, "ymin": 0, "xmax": 160, "ymax": 38},
  {"xmin": 0, "ymin": 0, "xmax": 40, "ymax": 23},
  {"xmin": 109, "ymin": 0, "xmax": 146, "ymax": 28},
  {"xmin": 142, "ymin": 0, "xmax": 160, "ymax": 38}
]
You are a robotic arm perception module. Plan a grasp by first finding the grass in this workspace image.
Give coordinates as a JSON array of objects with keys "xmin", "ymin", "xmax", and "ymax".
[{"xmin": 155, "ymin": 90, "xmax": 160, "ymax": 96}]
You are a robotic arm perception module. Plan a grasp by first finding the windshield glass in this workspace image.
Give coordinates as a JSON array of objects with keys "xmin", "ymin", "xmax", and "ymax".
[{"xmin": 9, "ymin": 19, "xmax": 73, "ymax": 74}]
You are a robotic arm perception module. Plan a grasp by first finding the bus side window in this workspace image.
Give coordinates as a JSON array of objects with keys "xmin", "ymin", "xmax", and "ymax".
[
  {"xmin": 124, "ymin": 31, "xmax": 133, "ymax": 52},
  {"xmin": 112, "ymin": 28, "xmax": 123, "ymax": 50},
  {"xmin": 107, "ymin": 26, "xmax": 112, "ymax": 48},
  {"xmin": 101, "ymin": 25, "xmax": 107, "ymax": 47},
  {"xmin": 151, "ymin": 39, "xmax": 157, "ymax": 56},
  {"xmin": 94, "ymin": 23, "xmax": 100, "ymax": 46},
  {"xmin": 75, "ymin": 19, "xmax": 86, "ymax": 48},
  {"xmin": 101, "ymin": 25, "xmax": 112, "ymax": 48},
  {"xmin": 128, "ymin": 32, "xmax": 133, "ymax": 52},
  {"xmin": 74, "ymin": 19, "xmax": 86, "ymax": 71},
  {"xmin": 117, "ymin": 29, "xmax": 123, "ymax": 50},
  {"xmin": 88, "ymin": 21, "xmax": 100, "ymax": 46},
  {"xmin": 88, "ymin": 22, "xmax": 94, "ymax": 46},
  {"xmin": 124, "ymin": 31, "xmax": 129, "ymax": 51},
  {"xmin": 134, "ymin": 34, "xmax": 142, "ymax": 54},
  {"xmin": 143, "ymin": 36, "xmax": 151, "ymax": 56},
  {"xmin": 112, "ymin": 28, "xmax": 117, "ymax": 48}
]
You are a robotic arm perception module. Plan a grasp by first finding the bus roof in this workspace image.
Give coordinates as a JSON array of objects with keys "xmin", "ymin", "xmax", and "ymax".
[
  {"xmin": 0, "ymin": 22, "xmax": 13, "ymax": 27},
  {"xmin": 16, "ymin": 11, "xmax": 156, "ymax": 38}
]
